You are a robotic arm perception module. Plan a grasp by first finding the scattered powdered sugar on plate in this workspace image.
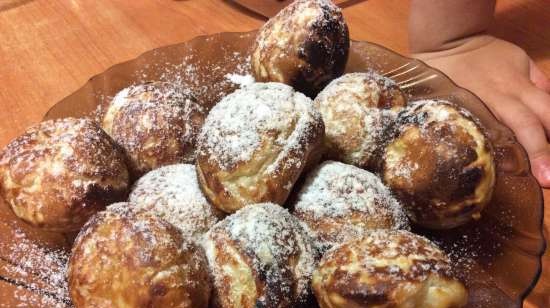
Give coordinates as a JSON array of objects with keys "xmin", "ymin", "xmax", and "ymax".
[
  {"xmin": 132, "ymin": 51, "xmax": 252, "ymax": 112},
  {"xmin": 1, "ymin": 228, "xmax": 70, "ymax": 308},
  {"xmin": 94, "ymin": 48, "xmax": 253, "ymax": 117},
  {"xmin": 224, "ymin": 73, "xmax": 255, "ymax": 87},
  {"xmin": 129, "ymin": 164, "xmax": 222, "ymax": 242},
  {"xmin": 426, "ymin": 223, "xmax": 505, "ymax": 281}
]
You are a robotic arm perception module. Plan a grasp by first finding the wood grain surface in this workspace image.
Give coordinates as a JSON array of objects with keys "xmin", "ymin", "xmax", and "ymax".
[
  {"xmin": 231, "ymin": 0, "xmax": 359, "ymax": 17},
  {"xmin": 0, "ymin": 0, "xmax": 548, "ymax": 307}
]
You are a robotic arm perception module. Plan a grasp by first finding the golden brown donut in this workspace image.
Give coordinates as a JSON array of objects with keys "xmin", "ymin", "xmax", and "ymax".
[
  {"xmin": 314, "ymin": 72, "xmax": 407, "ymax": 169},
  {"xmin": 68, "ymin": 203, "xmax": 210, "ymax": 308},
  {"xmin": 196, "ymin": 82, "xmax": 324, "ymax": 213},
  {"xmin": 381, "ymin": 100, "xmax": 496, "ymax": 229},
  {"xmin": 203, "ymin": 203, "xmax": 317, "ymax": 308},
  {"xmin": 102, "ymin": 81, "xmax": 206, "ymax": 179},
  {"xmin": 251, "ymin": 0, "xmax": 349, "ymax": 97},
  {"xmin": 129, "ymin": 164, "xmax": 223, "ymax": 242},
  {"xmin": 293, "ymin": 161, "xmax": 409, "ymax": 252},
  {"xmin": 312, "ymin": 230, "xmax": 468, "ymax": 308},
  {"xmin": 0, "ymin": 117, "xmax": 129, "ymax": 232}
]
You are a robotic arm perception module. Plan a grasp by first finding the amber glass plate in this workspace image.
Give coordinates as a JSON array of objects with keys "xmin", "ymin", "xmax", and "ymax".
[{"xmin": 0, "ymin": 31, "xmax": 544, "ymax": 307}]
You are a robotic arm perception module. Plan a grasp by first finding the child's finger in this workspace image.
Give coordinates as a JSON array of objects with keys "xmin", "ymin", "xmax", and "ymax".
[
  {"xmin": 521, "ymin": 86, "xmax": 550, "ymax": 136},
  {"xmin": 530, "ymin": 60, "xmax": 550, "ymax": 93},
  {"xmin": 496, "ymin": 97, "xmax": 550, "ymax": 187}
]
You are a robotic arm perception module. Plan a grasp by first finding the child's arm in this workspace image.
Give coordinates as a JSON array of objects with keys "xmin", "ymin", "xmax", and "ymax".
[
  {"xmin": 409, "ymin": 0, "xmax": 496, "ymax": 52},
  {"xmin": 409, "ymin": 0, "xmax": 550, "ymax": 187}
]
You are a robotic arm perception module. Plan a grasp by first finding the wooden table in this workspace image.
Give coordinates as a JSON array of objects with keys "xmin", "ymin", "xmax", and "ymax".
[{"xmin": 0, "ymin": 0, "xmax": 548, "ymax": 306}]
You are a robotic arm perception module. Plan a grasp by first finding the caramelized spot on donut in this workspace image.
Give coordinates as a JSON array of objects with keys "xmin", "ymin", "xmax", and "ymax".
[
  {"xmin": 383, "ymin": 100, "xmax": 495, "ymax": 229},
  {"xmin": 251, "ymin": 0, "xmax": 349, "ymax": 97},
  {"xmin": 312, "ymin": 230, "xmax": 467, "ymax": 308}
]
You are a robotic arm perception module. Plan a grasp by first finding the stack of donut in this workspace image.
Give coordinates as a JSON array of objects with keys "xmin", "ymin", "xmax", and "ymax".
[{"xmin": 0, "ymin": 0, "xmax": 497, "ymax": 307}]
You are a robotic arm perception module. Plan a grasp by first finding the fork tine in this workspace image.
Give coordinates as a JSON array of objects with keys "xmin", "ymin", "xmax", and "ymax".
[
  {"xmin": 386, "ymin": 64, "xmax": 420, "ymax": 79},
  {"xmin": 381, "ymin": 62, "xmax": 415, "ymax": 77},
  {"xmin": 398, "ymin": 73, "xmax": 438, "ymax": 89},
  {"xmin": 382, "ymin": 62, "xmax": 418, "ymax": 78}
]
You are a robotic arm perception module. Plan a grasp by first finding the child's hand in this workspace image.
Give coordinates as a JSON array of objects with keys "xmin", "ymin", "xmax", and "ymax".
[{"xmin": 413, "ymin": 35, "xmax": 550, "ymax": 187}]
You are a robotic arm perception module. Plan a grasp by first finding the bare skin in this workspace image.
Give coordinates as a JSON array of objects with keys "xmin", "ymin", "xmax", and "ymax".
[{"xmin": 410, "ymin": 0, "xmax": 550, "ymax": 187}]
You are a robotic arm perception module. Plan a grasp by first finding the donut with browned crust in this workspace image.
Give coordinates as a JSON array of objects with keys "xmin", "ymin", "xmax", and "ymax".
[
  {"xmin": 0, "ymin": 117, "xmax": 129, "ymax": 232},
  {"xmin": 251, "ymin": 0, "xmax": 349, "ymax": 97},
  {"xmin": 196, "ymin": 82, "xmax": 324, "ymax": 213},
  {"xmin": 203, "ymin": 203, "xmax": 317, "ymax": 308},
  {"xmin": 68, "ymin": 203, "xmax": 210, "ymax": 308},
  {"xmin": 381, "ymin": 100, "xmax": 496, "ymax": 229},
  {"xmin": 293, "ymin": 160, "xmax": 409, "ymax": 252},
  {"xmin": 314, "ymin": 72, "xmax": 407, "ymax": 169},
  {"xmin": 312, "ymin": 230, "xmax": 468, "ymax": 308},
  {"xmin": 102, "ymin": 81, "xmax": 206, "ymax": 179}
]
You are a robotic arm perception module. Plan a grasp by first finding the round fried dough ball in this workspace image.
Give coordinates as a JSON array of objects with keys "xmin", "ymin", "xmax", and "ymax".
[
  {"xmin": 381, "ymin": 100, "xmax": 496, "ymax": 229},
  {"xmin": 68, "ymin": 203, "xmax": 210, "ymax": 308},
  {"xmin": 196, "ymin": 82, "xmax": 324, "ymax": 213},
  {"xmin": 129, "ymin": 164, "xmax": 223, "ymax": 242},
  {"xmin": 312, "ymin": 230, "xmax": 468, "ymax": 308},
  {"xmin": 314, "ymin": 72, "xmax": 407, "ymax": 168},
  {"xmin": 0, "ymin": 117, "xmax": 129, "ymax": 232},
  {"xmin": 251, "ymin": 0, "xmax": 350, "ymax": 97},
  {"xmin": 293, "ymin": 160, "xmax": 408, "ymax": 252},
  {"xmin": 102, "ymin": 81, "xmax": 206, "ymax": 179},
  {"xmin": 203, "ymin": 203, "xmax": 317, "ymax": 308}
]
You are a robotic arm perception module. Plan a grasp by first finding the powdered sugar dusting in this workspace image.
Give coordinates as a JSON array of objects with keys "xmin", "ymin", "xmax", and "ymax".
[
  {"xmin": 294, "ymin": 161, "xmax": 409, "ymax": 250},
  {"xmin": 100, "ymin": 82, "xmax": 207, "ymax": 177},
  {"xmin": 314, "ymin": 72, "xmax": 405, "ymax": 168},
  {"xmin": 315, "ymin": 71, "xmax": 401, "ymax": 106},
  {"xmin": 93, "ymin": 45, "xmax": 253, "ymax": 120},
  {"xmin": 103, "ymin": 81, "xmax": 201, "ymax": 133},
  {"xmin": 129, "ymin": 164, "xmax": 222, "ymax": 242},
  {"xmin": 197, "ymin": 82, "xmax": 322, "ymax": 171},
  {"xmin": 323, "ymin": 230, "xmax": 453, "ymax": 282},
  {"xmin": 225, "ymin": 73, "xmax": 255, "ymax": 87},
  {"xmin": 0, "ymin": 227, "xmax": 69, "ymax": 307},
  {"xmin": 89, "ymin": 202, "xmax": 184, "ymax": 251},
  {"xmin": 133, "ymin": 51, "xmax": 252, "ymax": 112},
  {"xmin": 204, "ymin": 203, "xmax": 316, "ymax": 306}
]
